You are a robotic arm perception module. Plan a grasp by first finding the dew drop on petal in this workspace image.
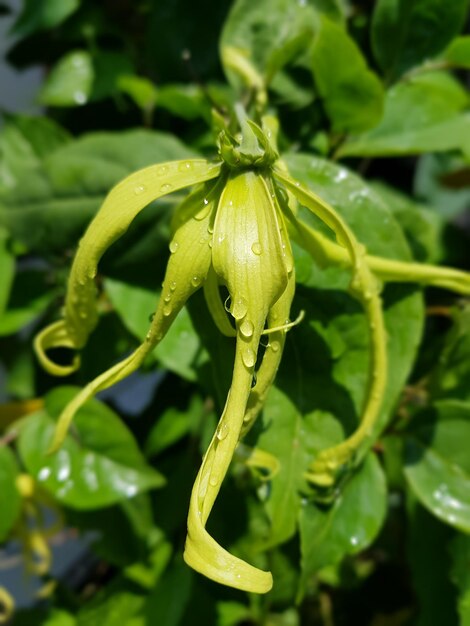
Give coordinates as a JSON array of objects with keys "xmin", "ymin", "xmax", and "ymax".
[
  {"xmin": 164, "ymin": 294, "xmax": 171, "ymax": 303},
  {"xmin": 242, "ymin": 348, "xmax": 256, "ymax": 368},
  {"xmin": 134, "ymin": 184, "xmax": 145, "ymax": 195},
  {"xmin": 191, "ymin": 275, "xmax": 201, "ymax": 287},
  {"xmin": 157, "ymin": 165, "xmax": 168, "ymax": 176},
  {"xmin": 178, "ymin": 161, "xmax": 193, "ymax": 172},
  {"xmin": 270, "ymin": 341, "xmax": 280, "ymax": 353},
  {"xmin": 207, "ymin": 224, "xmax": 214, "ymax": 234},
  {"xmin": 203, "ymin": 198, "xmax": 209, "ymax": 205},
  {"xmin": 160, "ymin": 183, "xmax": 173, "ymax": 193},
  {"xmin": 169, "ymin": 281, "xmax": 177, "ymax": 291},
  {"xmin": 209, "ymin": 475, "xmax": 218, "ymax": 487},
  {"xmin": 216, "ymin": 422, "xmax": 229, "ymax": 441},
  {"xmin": 232, "ymin": 296, "xmax": 247, "ymax": 320},
  {"xmin": 251, "ymin": 241, "xmax": 262, "ymax": 255},
  {"xmin": 163, "ymin": 304, "xmax": 172, "ymax": 317},
  {"xmin": 240, "ymin": 319, "xmax": 254, "ymax": 338},
  {"xmin": 169, "ymin": 240, "xmax": 179, "ymax": 253}
]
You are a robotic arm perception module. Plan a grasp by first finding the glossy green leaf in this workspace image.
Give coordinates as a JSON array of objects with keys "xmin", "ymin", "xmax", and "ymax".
[
  {"xmin": 371, "ymin": 0, "xmax": 469, "ymax": 80},
  {"xmin": 450, "ymin": 533, "xmax": 470, "ymax": 626},
  {"xmin": 18, "ymin": 387, "xmax": 165, "ymax": 509},
  {"xmin": 38, "ymin": 50, "xmax": 94, "ymax": 107},
  {"xmin": 117, "ymin": 75, "xmax": 158, "ymax": 111},
  {"xmin": 105, "ymin": 278, "xmax": 208, "ymax": 382},
  {"xmin": 254, "ymin": 154, "xmax": 422, "ymax": 546},
  {"xmin": 299, "ymin": 453, "xmax": 386, "ymax": 585},
  {"xmin": 404, "ymin": 400, "xmax": 470, "ymax": 531},
  {"xmin": 311, "ymin": 17, "xmax": 384, "ymax": 132},
  {"xmin": 0, "ymin": 446, "xmax": 21, "ymax": 542},
  {"xmin": 339, "ymin": 72, "xmax": 470, "ymax": 157},
  {"xmin": 0, "ymin": 129, "xmax": 197, "ymax": 252},
  {"xmin": 443, "ymin": 36, "xmax": 470, "ymax": 69},
  {"xmin": 13, "ymin": 0, "xmax": 80, "ymax": 37}
]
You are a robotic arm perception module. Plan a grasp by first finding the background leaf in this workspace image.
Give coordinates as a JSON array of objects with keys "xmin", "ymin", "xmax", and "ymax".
[
  {"xmin": 0, "ymin": 446, "xmax": 21, "ymax": 542},
  {"xmin": 371, "ymin": 0, "xmax": 469, "ymax": 80},
  {"xmin": 18, "ymin": 387, "xmax": 165, "ymax": 509},
  {"xmin": 311, "ymin": 17, "xmax": 384, "ymax": 133}
]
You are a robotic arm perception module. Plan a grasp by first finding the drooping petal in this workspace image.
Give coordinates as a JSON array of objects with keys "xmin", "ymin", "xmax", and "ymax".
[
  {"xmin": 48, "ymin": 181, "xmax": 217, "ymax": 451},
  {"xmin": 184, "ymin": 337, "xmax": 273, "ymax": 593},
  {"xmin": 287, "ymin": 215, "xmax": 470, "ymax": 295},
  {"xmin": 274, "ymin": 169, "xmax": 387, "ymax": 488},
  {"xmin": 35, "ymin": 160, "xmax": 221, "ymax": 375}
]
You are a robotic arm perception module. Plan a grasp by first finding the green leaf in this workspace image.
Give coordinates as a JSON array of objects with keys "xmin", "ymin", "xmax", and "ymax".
[
  {"xmin": 299, "ymin": 453, "xmax": 386, "ymax": 585},
  {"xmin": 443, "ymin": 36, "xmax": 470, "ymax": 69},
  {"xmin": 429, "ymin": 303, "xmax": 470, "ymax": 403},
  {"xmin": 145, "ymin": 395, "xmax": 203, "ymax": 457},
  {"xmin": 339, "ymin": 72, "xmax": 470, "ymax": 157},
  {"xmin": 371, "ymin": 182, "xmax": 444, "ymax": 263},
  {"xmin": 220, "ymin": 0, "xmax": 319, "ymax": 87},
  {"xmin": 13, "ymin": 0, "xmax": 80, "ymax": 37},
  {"xmin": 105, "ymin": 278, "xmax": 208, "ymax": 382},
  {"xmin": 450, "ymin": 533, "xmax": 470, "ymax": 626},
  {"xmin": 0, "ymin": 115, "xmax": 70, "ymax": 191},
  {"xmin": 0, "ymin": 268, "xmax": 55, "ymax": 336},
  {"xmin": 91, "ymin": 52, "xmax": 135, "ymax": 102},
  {"xmin": 117, "ymin": 75, "xmax": 158, "ymax": 111},
  {"xmin": 404, "ymin": 400, "xmax": 470, "ymax": 531},
  {"xmin": 77, "ymin": 579, "xmax": 145, "ymax": 626},
  {"xmin": 0, "ymin": 446, "xmax": 21, "ymax": 542},
  {"xmin": 38, "ymin": 50, "xmax": 94, "ymax": 107},
  {"xmin": 144, "ymin": 559, "xmax": 192, "ymax": 625},
  {"xmin": 18, "ymin": 387, "xmax": 165, "ymax": 509},
  {"xmin": 407, "ymin": 501, "xmax": 458, "ymax": 626},
  {"xmin": 311, "ymin": 17, "xmax": 384, "ymax": 133},
  {"xmin": 255, "ymin": 154, "xmax": 422, "ymax": 545},
  {"xmin": 0, "ymin": 129, "xmax": 197, "ymax": 253},
  {"xmin": 371, "ymin": 0, "xmax": 469, "ymax": 80},
  {"xmin": 0, "ymin": 229, "xmax": 14, "ymax": 318}
]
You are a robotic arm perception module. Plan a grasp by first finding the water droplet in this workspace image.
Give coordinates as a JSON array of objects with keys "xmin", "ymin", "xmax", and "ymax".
[
  {"xmin": 209, "ymin": 475, "xmax": 218, "ymax": 487},
  {"xmin": 251, "ymin": 241, "xmax": 262, "ymax": 255},
  {"xmin": 216, "ymin": 423, "xmax": 229, "ymax": 441},
  {"xmin": 270, "ymin": 341, "xmax": 280, "ymax": 353},
  {"xmin": 170, "ymin": 281, "xmax": 177, "ymax": 291},
  {"xmin": 148, "ymin": 312, "xmax": 155, "ymax": 322},
  {"xmin": 199, "ymin": 237, "xmax": 207, "ymax": 244},
  {"xmin": 207, "ymin": 224, "xmax": 214, "ymax": 234},
  {"xmin": 38, "ymin": 467, "xmax": 51, "ymax": 482},
  {"xmin": 232, "ymin": 296, "xmax": 247, "ymax": 320},
  {"xmin": 164, "ymin": 293, "xmax": 171, "ymax": 302},
  {"xmin": 240, "ymin": 319, "xmax": 254, "ymax": 338},
  {"xmin": 350, "ymin": 535, "xmax": 359, "ymax": 547},
  {"xmin": 88, "ymin": 268, "xmax": 97, "ymax": 279},
  {"xmin": 157, "ymin": 165, "xmax": 168, "ymax": 176},
  {"xmin": 251, "ymin": 373, "xmax": 257, "ymax": 388},
  {"xmin": 242, "ymin": 348, "xmax": 256, "ymax": 368},
  {"xmin": 229, "ymin": 200, "xmax": 233, "ymax": 207},
  {"xmin": 160, "ymin": 183, "xmax": 173, "ymax": 193},
  {"xmin": 178, "ymin": 161, "xmax": 193, "ymax": 172},
  {"xmin": 169, "ymin": 240, "xmax": 179, "ymax": 253},
  {"xmin": 163, "ymin": 304, "xmax": 172, "ymax": 317},
  {"xmin": 73, "ymin": 90, "xmax": 86, "ymax": 105},
  {"xmin": 203, "ymin": 198, "xmax": 209, "ymax": 205},
  {"xmin": 134, "ymin": 184, "xmax": 145, "ymax": 195},
  {"xmin": 208, "ymin": 239, "xmax": 213, "ymax": 248},
  {"xmin": 191, "ymin": 275, "xmax": 201, "ymax": 287},
  {"xmin": 217, "ymin": 233, "xmax": 225, "ymax": 243}
]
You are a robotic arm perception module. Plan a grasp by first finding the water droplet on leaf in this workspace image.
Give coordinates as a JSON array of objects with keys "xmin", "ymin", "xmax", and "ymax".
[
  {"xmin": 251, "ymin": 242, "xmax": 262, "ymax": 255},
  {"xmin": 240, "ymin": 319, "xmax": 254, "ymax": 338}
]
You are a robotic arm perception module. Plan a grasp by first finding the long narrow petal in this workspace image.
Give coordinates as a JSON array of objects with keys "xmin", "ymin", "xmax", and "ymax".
[
  {"xmin": 203, "ymin": 266, "xmax": 236, "ymax": 337},
  {"xmin": 288, "ymin": 217, "xmax": 470, "ymax": 295},
  {"xmin": 48, "ymin": 182, "xmax": 217, "ymax": 451},
  {"xmin": 184, "ymin": 333, "xmax": 273, "ymax": 593},
  {"xmin": 275, "ymin": 170, "xmax": 387, "ymax": 488},
  {"xmin": 35, "ymin": 160, "xmax": 221, "ymax": 375}
]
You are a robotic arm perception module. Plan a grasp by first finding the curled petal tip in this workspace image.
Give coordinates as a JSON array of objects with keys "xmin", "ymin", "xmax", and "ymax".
[{"xmin": 33, "ymin": 321, "xmax": 80, "ymax": 377}]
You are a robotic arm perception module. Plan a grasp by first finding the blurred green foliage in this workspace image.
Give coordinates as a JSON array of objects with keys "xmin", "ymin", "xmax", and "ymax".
[{"xmin": 0, "ymin": 0, "xmax": 469, "ymax": 624}]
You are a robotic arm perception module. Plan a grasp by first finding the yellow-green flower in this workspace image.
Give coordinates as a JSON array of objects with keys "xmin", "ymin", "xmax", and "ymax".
[{"xmin": 35, "ymin": 111, "xmax": 470, "ymax": 594}]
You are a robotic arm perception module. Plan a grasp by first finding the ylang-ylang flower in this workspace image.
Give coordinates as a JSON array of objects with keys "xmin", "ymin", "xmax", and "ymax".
[{"xmin": 35, "ymin": 110, "xmax": 470, "ymax": 593}]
